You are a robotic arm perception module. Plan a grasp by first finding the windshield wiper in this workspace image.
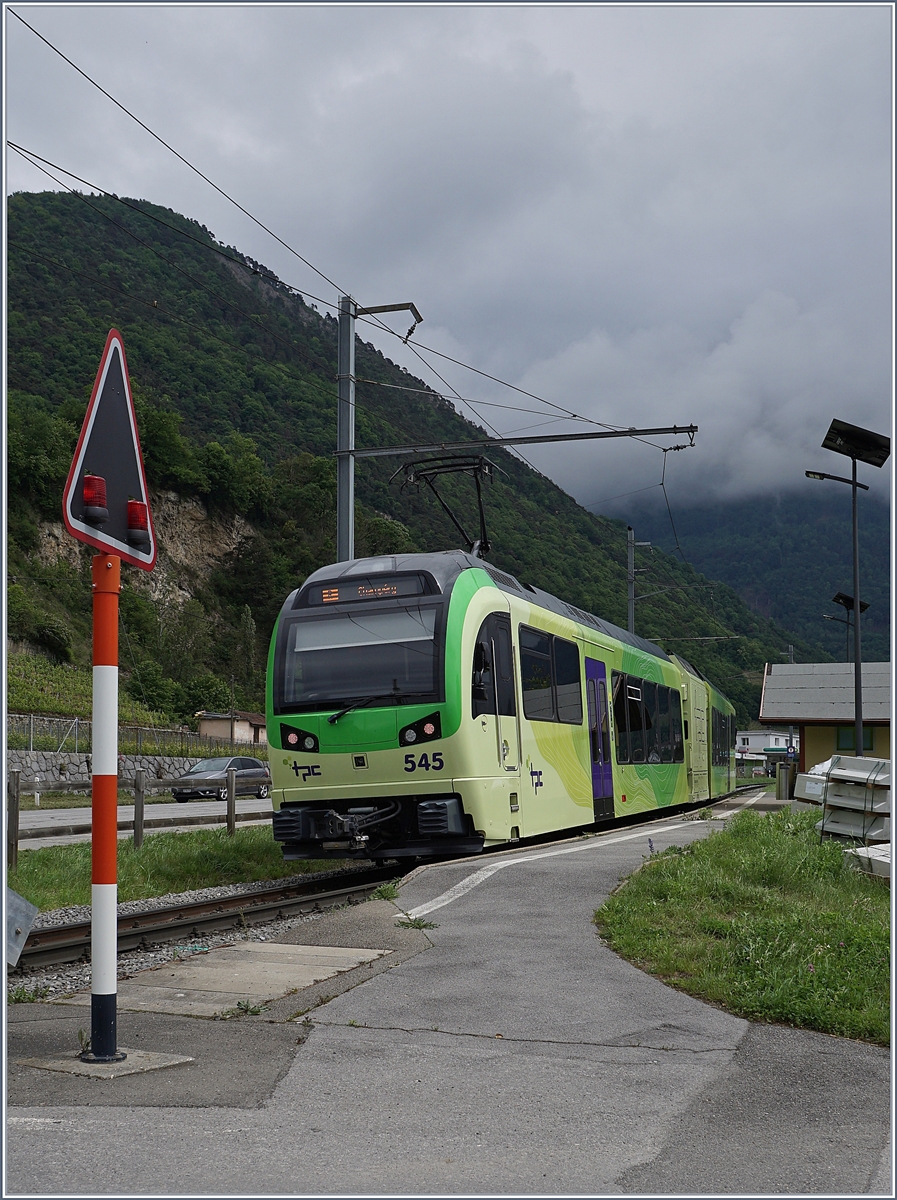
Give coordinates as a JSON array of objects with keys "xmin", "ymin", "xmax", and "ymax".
[{"xmin": 327, "ymin": 690, "xmax": 404, "ymax": 724}]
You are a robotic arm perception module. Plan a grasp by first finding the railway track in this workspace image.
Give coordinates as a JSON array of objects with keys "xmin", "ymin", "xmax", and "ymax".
[
  {"xmin": 15, "ymin": 786, "xmax": 767, "ymax": 970},
  {"xmin": 17, "ymin": 866, "xmax": 396, "ymax": 969}
]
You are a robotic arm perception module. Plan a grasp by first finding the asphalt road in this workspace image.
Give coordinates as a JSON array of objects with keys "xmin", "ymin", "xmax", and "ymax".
[{"xmin": 6, "ymin": 808, "xmax": 891, "ymax": 1196}]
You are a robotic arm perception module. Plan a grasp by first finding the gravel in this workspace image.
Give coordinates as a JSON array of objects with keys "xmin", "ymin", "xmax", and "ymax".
[{"xmin": 7, "ymin": 868, "xmax": 373, "ymax": 1003}]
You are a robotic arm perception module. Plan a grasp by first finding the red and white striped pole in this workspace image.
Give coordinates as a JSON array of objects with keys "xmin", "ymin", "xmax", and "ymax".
[{"xmin": 83, "ymin": 552, "xmax": 125, "ymax": 1063}]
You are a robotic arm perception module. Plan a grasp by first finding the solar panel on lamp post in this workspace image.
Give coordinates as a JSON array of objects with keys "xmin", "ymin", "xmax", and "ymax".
[{"xmin": 805, "ymin": 419, "xmax": 890, "ymax": 758}]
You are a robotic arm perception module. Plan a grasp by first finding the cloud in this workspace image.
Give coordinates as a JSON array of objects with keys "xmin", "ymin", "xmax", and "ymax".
[
  {"xmin": 520, "ymin": 288, "xmax": 891, "ymax": 508},
  {"xmin": 5, "ymin": 3, "xmax": 892, "ymax": 509}
]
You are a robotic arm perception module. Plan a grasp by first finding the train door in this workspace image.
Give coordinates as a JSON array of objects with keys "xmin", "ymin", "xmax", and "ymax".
[
  {"xmin": 473, "ymin": 612, "xmax": 519, "ymax": 773},
  {"xmin": 688, "ymin": 682, "xmax": 709, "ymax": 801},
  {"xmin": 585, "ymin": 658, "xmax": 614, "ymax": 819}
]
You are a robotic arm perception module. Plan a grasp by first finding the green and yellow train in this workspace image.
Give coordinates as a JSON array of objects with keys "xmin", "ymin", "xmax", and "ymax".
[{"xmin": 267, "ymin": 550, "xmax": 736, "ymax": 860}]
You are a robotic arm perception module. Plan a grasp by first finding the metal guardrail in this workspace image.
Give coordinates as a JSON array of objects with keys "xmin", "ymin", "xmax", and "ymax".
[
  {"xmin": 6, "ymin": 767, "xmax": 244, "ymax": 870},
  {"xmin": 6, "ymin": 713, "xmax": 268, "ymax": 759}
]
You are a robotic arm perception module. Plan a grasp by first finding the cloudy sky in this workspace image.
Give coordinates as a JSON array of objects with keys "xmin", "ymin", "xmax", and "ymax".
[{"xmin": 5, "ymin": 2, "xmax": 893, "ymax": 512}]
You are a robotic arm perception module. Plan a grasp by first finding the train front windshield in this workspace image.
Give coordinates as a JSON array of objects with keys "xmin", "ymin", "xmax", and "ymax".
[{"xmin": 275, "ymin": 605, "xmax": 443, "ymax": 713}]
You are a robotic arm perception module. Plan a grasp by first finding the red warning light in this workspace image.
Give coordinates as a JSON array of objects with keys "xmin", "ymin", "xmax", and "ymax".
[
  {"xmin": 83, "ymin": 475, "xmax": 109, "ymax": 525},
  {"xmin": 287, "ymin": 732, "xmax": 299, "ymax": 745},
  {"xmin": 126, "ymin": 500, "xmax": 150, "ymax": 547},
  {"xmin": 423, "ymin": 723, "xmax": 435, "ymax": 736}
]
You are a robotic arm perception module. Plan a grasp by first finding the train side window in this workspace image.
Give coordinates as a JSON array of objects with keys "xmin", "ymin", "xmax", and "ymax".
[
  {"xmin": 471, "ymin": 618, "xmax": 496, "ymax": 718},
  {"xmin": 493, "ymin": 619, "xmax": 517, "ymax": 716},
  {"xmin": 612, "ymin": 671, "xmax": 629, "ymax": 762},
  {"xmin": 711, "ymin": 708, "xmax": 726, "ymax": 765},
  {"xmin": 658, "ymin": 686, "xmax": 673, "ymax": 762},
  {"xmin": 627, "ymin": 682, "xmax": 646, "ymax": 763},
  {"xmin": 472, "ymin": 614, "xmax": 517, "ymax": 718},
  {"xmin": 643, "ymin": 681, "xmax": 660, "ymax": 763},
  {"xmin": 672, "ymin": 688, "xmax": 685, "ymax": 758},
  {"xmin": 553, "ymin": 637, "xmax": 583, "ymax": 724},
  {"xmin": 520, "ymin": 627, "xmax": 554, "ymax": 720}
]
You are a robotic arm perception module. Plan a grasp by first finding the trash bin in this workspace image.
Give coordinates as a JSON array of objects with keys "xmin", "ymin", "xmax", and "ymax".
[{"xmin": 776, "ymin": 762, "xmax": 796, "ymax": 802}]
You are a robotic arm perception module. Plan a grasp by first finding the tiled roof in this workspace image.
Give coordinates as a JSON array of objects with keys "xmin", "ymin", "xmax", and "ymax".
[{"xmin": 759, "ymin": 662, "xmax": 890, "ymax": 723}]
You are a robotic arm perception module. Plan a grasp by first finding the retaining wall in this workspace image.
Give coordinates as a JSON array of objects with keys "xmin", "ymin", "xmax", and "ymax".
[{"xmin": 6, "ymin": 750, "xmax": 199, "ymax": 786}]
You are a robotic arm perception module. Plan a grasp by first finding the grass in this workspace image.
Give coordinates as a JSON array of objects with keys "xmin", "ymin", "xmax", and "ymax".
[
  {"xmin": 7, "ymin": 825, "xmax": 339, "ymax": 912},
  {"xmin": 594, "ymin": 808, "xmax": 890, "ymax": 1045},
  {"xmin": 7, "ymin": 652, "xmax": 163, "ymax": 723},
  {"xmin": 8, "ymin": 984, "xmax": 51, "ymax": 1004},
  {"xmin": 371, "ymin": 880, "xmax": 401, "ymax": 901}
]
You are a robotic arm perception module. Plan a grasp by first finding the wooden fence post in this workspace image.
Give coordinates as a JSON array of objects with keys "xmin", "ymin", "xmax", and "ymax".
[
  {"xmin": 133, "ymin": 769, "xmax": 145, "ymax": 850},
  {"xmin": 7, "ymin": 769, "xmax": 21, "ymax": 872},
  {"xmin": 226, "ymin": 766, "xmax": 236, "ymax": 836}
]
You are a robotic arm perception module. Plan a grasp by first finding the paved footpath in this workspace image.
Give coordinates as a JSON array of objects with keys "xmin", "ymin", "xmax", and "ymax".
[{"xmin": 6, "ymin": 809, "xmax": 892, "ymax": 1196}]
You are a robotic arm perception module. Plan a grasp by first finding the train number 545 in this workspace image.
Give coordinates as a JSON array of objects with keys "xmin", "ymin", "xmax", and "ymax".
[{"xmin": 404, "ymin": 752, "xmax": 444, "ymax": 772}]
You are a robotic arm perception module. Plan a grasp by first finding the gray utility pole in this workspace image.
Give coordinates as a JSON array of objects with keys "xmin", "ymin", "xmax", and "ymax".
[
  {"xmin": 336, "ymin": 296, "xmax": 423, "ymax": 562},
  {"xmin": 627, "ymin": 526, "xmax": 652, "ymax": 635},
  {"xmin": 850, "ymin": 455, "xmax": 863, "ymax": 756},
  {"xmin": 788, "ymin": 644, "xmax": 795, "ymax": 759}
]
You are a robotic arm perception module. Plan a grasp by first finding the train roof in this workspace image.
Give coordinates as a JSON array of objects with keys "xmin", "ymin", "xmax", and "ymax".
[{"xmin": 300, "ymin": 550, "xmax": 673, "ymax": 664}]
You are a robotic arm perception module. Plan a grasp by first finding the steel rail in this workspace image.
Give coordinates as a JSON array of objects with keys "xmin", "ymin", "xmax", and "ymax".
[
  {"xmin": 17, "ymin": 867, "xmax": 395, "ymax": 969},
  {"xmin": 15, "ymin": 787, "xmax": 763, "ymax": 970}
]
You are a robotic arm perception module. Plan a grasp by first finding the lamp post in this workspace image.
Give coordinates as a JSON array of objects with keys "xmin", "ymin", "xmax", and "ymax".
[
  {"xmin": 823, "ymin": 592, "xmax": 870, "ymax": 663},
  {"xmin": 805, "ymin": 418, "xmax": 890, "ymax": 758}
]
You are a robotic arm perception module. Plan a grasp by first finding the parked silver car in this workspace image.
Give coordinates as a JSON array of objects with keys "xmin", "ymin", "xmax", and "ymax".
[{"xmin": 171, "ymin": 756, "xmax": 271, "ymax": 802}]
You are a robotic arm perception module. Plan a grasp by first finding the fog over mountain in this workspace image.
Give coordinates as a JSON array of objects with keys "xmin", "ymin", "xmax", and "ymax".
[{"xmin": 5, "ymin": 3, "xmax": 892, "ymax": 509}]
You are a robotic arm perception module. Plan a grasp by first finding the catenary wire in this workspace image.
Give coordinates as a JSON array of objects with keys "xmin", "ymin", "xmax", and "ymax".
[
  {"xmin": 9, "ymin": 8, "xmax": 346, "ymax": 298},
  {"xmin": 7, "ymin": 143, "xmax": 340, "ymax": 312},
  {"xmin": 9, "ymin": 144, "xmax": 337, "ymax": 376},
  {"xmin": 9, "ymin": 13, "xmax": 532, "ymax": 424},
  {"xmin": 11, "ymin": 14, "xmax": 686, "ymax": 484},
  {"xmin": 8, "ymin": 239, "xmax": 310, "ymax": 367},
  {"xmin": 10, "ymin": 143, "xmax": 608, "ymax": 433}
]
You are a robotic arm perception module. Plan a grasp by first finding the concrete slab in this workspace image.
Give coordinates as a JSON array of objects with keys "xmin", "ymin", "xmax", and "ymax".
[
  {"xmin": 15, "ymin": 1048, "xmax": 193, "ymax": 1079},
  {"xmin": 54, "ymin": 942, "xmax": 389, "ymax": 1017},
  {"xmin": 7, "ymin": 1008, "xmax": 309, "ymax": 1107}
]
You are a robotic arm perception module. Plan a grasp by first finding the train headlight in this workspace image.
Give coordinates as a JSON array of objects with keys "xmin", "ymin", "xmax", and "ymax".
[
  {"xmin": 280, "ymin": 724, "xmax": 319, "ymax": 753},
  {"xmin": 398, "ymin": 713, "xmax": 441, "ymax": 746}
]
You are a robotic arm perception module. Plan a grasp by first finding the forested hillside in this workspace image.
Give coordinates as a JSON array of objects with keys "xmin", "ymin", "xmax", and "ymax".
[
  {"xmin": 7, "ymin": 189, "xmax": 826, "ymax": 727},
  {"xmin": 625, "ymin": 492, "xmax": 890, "ymax": 665}
]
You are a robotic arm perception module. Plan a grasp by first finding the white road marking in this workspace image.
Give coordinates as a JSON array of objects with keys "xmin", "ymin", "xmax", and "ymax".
[
  {"xmin": 406, "ymin": 789, "xmax": 767, "ymax": 919},
  {"xmin": 406, "ymin": 820, "xmax": 690, "ymax": 917},
  {"xmin": 720, "ymin": 789, "xmax": 765, "ymax": 814}
]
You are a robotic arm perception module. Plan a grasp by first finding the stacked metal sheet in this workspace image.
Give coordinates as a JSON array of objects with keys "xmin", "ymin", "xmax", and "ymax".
[{"xmin": 794, "ymin": 755, "xmax": 890, "ymax": 847}]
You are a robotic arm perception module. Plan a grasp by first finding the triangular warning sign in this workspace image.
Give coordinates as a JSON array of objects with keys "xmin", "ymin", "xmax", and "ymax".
[{"xmin": 62, "ymin": 330, "xmax": 157, "ymax": 570}]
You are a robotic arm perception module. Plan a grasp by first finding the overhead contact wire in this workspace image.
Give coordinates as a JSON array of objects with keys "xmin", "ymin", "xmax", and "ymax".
[
  {"xmin": 9, "ymin": 144, "xmax": 334, "ymax": 373},
  {"xmin": 12, "ymin": 14, "xmax": 689, "ymax": 475}
]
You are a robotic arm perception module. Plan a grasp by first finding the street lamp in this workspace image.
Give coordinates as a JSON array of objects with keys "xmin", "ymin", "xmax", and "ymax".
[
  {"xmin": 823, "ymin": 592, "xmax": 870, "ymax": 663},
  {"xmin": 805, "ymin": 418, "xmax": 890, "ymax": 758}
]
